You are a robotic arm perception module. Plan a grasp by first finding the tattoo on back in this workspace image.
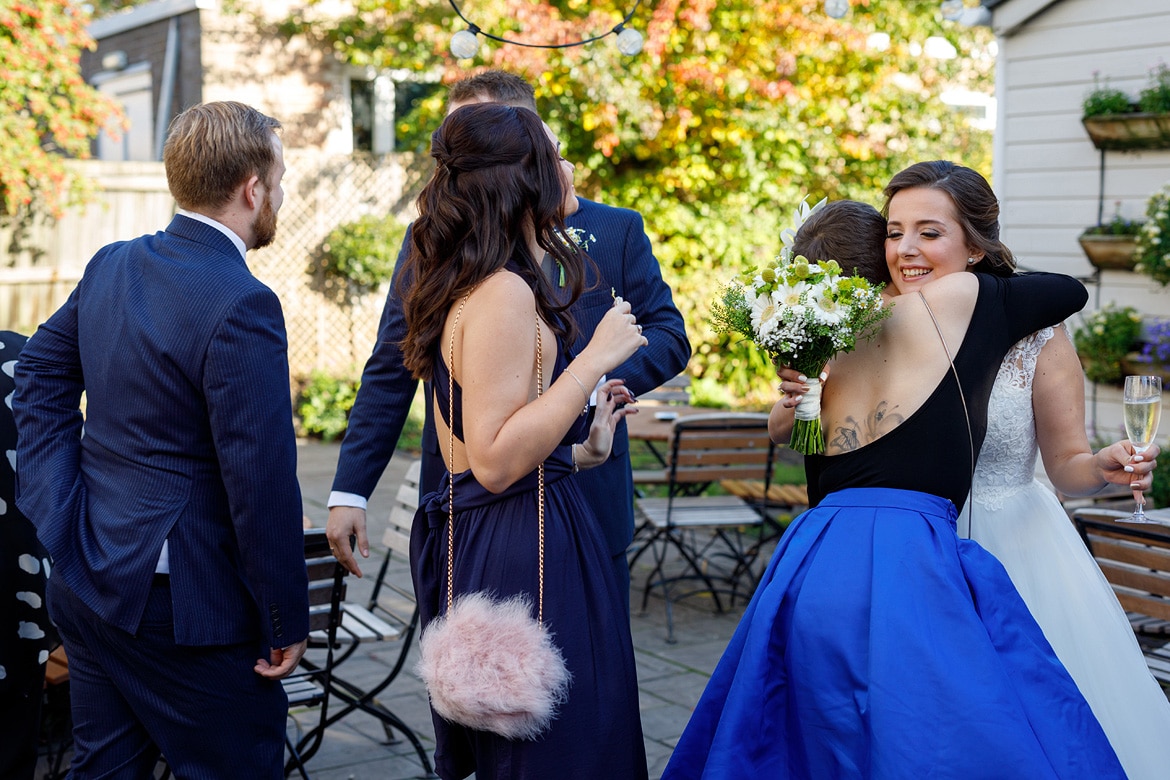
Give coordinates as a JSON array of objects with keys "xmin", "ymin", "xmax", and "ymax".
[{"xmin": 827, "ymin": 401, "xmax": 904, "ymax": 453}]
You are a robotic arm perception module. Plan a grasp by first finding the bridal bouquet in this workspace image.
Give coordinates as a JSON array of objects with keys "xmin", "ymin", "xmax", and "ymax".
[{"xmin": 712, "ymin": 198, "xmax": 889, "ymax": 454}]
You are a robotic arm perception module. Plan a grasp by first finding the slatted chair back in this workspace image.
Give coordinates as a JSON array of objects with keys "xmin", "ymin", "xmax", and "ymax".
[
  {"xmin": 381, "ymin": 458, "xmax": 420, "ymax": 568},
  {"xmin": 283, "ymin": 528, "xmax": 346, "ymax": 777},
  {"xmin": 1073, "ymin": 509, "xmax": 1170, "ymax": 684},
  {"xmin": 305, "ymin": 529, "xmax": 346, "ymax": 634},
  {"xmin": 1073, "ymin": 510, "xmax": 1170, "ymax": 624},
  {"xmin": 664, "ymin": 413, "xmax": 776, "ymax": 497},
  {"xmin": 628, "ymin": 413, "xmax": 776, "ymax": 641},
  {"xmin": 312, "ymin": 458, "xmax": 434, "ymax": 776}
]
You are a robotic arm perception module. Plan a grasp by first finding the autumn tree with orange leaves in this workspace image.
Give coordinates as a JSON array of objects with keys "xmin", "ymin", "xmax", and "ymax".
[
  {"xmin": 0, "ymin": 1, "xmax": 122, "ymax": 217},
  {"xmin": 279, "ymin": 0, "xmax": 994, "ymax": 403}
]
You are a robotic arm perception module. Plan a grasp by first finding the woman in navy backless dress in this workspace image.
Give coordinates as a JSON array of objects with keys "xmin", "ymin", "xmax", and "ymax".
[
  {"xmin": 399, "ymin": 104, "xmax": 649, "ymax": 779},
  {"xmin": 663, "ymin": 259, "xmax": 1127, "ymax": 776}
]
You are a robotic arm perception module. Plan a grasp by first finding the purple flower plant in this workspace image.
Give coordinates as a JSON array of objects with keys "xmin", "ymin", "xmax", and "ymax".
[{"xmin": 1142, "ymin": 318, "xmax": 1170, "ymax": 363}]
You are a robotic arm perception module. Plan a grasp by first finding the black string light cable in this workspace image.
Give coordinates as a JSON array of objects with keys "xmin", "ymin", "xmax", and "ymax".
[{"xmin": 447, "ymin": 0, "xmax": 645, "ymax": 59}]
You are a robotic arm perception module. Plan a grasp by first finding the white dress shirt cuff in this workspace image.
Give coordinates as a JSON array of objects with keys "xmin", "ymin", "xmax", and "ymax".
[{"xmin": 328, "ymin": 491, "xmax": 368, "ymax": 510}]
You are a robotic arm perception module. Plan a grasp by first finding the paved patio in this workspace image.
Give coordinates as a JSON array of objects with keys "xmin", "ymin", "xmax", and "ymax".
[
  {"xmin": 37, "ymin": 440, "xmax": 755, "ymax": 780},
  {"xmin": 292, "ymin": 440, "xmax": 750, "ymax": 780}
]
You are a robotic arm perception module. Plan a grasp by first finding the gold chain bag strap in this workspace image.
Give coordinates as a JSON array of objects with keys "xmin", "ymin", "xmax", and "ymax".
[
  {"xmin": 917, "ymin": 290, "xmax": 976, "ymax": 539},
  {"xmin": 416, "ymin": 296, "xmax": 571, "ymax": 740}
]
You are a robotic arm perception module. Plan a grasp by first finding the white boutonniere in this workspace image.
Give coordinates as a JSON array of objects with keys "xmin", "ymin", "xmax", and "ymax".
[
  {"xmin": 552, "ymin": 227, "xmax": 599, "ymax": 287},
  {"xmin": 565, "ymin": 226, "xmax": 597, "ymax": 253}
]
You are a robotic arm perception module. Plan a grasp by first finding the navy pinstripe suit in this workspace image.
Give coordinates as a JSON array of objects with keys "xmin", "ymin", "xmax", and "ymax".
[
  {"xmin": 333, "ymin": 198, "xmax": 690, "ymax": 587},
  {"xmin": 13, "ymin": 214, "xmax": 308, "ymax": 776}
]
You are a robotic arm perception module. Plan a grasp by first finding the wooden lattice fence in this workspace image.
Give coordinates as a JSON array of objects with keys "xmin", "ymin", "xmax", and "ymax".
[{"xmin": 0, "ymin": 152, "xmax": 429, "ymax": 388}]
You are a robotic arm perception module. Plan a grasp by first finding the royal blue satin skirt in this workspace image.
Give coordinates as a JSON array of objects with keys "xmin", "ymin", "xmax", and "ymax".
[{"xmin": 662, "ymin": 487, "xmax": 1125, "ymax": 779}]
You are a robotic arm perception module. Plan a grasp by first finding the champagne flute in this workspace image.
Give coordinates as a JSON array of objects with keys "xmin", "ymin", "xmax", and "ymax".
[{"xmin": 1123, "ymin": 375, "xmax": 1162, "ymax": 523}]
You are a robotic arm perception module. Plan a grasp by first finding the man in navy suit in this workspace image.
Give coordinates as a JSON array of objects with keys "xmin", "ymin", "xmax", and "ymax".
[
  {"xmin": 13, "ymin": 102, "xmax": 308, "ymax": 778},
  {"xmin": 326, "ymin": 71, "xmax": 690, "ymax": 600}
]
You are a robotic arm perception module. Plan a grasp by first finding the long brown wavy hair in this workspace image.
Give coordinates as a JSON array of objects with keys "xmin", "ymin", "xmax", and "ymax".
[{"xmin": 400, "ymin": 104, "xmax": 590, "ymax": 380}]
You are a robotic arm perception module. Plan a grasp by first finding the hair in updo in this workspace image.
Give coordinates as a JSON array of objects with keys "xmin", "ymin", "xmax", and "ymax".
[
  {"xmin": 882, "ymin": 160, "xmax": 1016, "ymax": 277},
  {"xmin": 400, "ymin": 103, "xmax": 588, "ymax": 380}
]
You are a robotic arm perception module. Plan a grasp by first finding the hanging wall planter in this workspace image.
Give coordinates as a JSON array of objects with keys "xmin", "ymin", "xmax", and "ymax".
[
  {"xmin": 1121, "ymin": 352, "xmax": 1170, "ymax": 385},
  {"xmin": 1082, "ymin": 113, "xmax": 1170, "ymax": 152},
  {"xmin": 1078, "ymin": 233, "xmax": 1139, "ymax": 270}
]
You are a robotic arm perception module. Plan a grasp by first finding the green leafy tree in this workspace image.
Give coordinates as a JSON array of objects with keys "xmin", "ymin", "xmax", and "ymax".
[
  {"xmin": 278, "ymin": 0, "xmax": 994, "ymax": 405},
  {"xmin": 0, "ymin": 1, "xmax": 123, "ymax": 216}
]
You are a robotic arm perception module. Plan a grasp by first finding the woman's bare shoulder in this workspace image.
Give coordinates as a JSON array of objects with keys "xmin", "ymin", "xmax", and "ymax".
[
  {"xmin": 467, "ymin": 269, "xmax": 536, "ymax": 313},
  {"xmin": 917, "ymin": 271, "xmax": 979, "ymax": 303}
]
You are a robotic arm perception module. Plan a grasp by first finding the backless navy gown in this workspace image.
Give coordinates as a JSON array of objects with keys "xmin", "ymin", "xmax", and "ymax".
[
  {"xmin": 662, "ymin": 273, "xmax": 1126, "ymax": 779},
  {"xmin": 412, "ymin": 317, "xmax": 648, "ymax": 780}
]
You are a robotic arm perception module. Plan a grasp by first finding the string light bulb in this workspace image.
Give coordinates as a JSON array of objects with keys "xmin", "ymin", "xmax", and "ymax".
[
  {"xmin": 615, "ymin": 25, "xmax": 644, "ymax": 56},
  {"xmin": 940, "ymin": 0, "xmax": 965, "ymax": 21},
  {"xmin": 823, "ymin": 0, "xmax": 850, "ymax": 18},
  {"xmin": 450, "ymin": 28, "xmax": 480, "ymax": 59},
  {"xmin": 446, "ymin": 0, "xmax": 644, "ymax": 56}
]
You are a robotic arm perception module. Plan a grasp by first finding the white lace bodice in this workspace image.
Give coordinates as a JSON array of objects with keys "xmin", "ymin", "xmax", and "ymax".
[{"xmin": 971, "ymin": 327, "xmax": 1057, "ymax": 511}]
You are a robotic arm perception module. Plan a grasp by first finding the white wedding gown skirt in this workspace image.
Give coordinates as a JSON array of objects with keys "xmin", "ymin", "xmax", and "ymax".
[
  {"xmin": 963, "ymin": 327, "xmax": 1170, "ymax": 780},
  {"xmin": 962, "ymin": 480, "xmax": 1170, "ymax": 779}
]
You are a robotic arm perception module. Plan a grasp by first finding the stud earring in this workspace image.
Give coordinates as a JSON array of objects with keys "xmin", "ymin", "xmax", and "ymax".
[{"xmin": 967, "ymin": 257, "xmax": 977, "ymax": 266}]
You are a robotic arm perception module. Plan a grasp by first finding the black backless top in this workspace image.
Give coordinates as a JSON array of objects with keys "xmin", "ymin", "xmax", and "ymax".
[{"xmin": 804, "ymin": 272, "xmax": 1088, "ymax": 510}]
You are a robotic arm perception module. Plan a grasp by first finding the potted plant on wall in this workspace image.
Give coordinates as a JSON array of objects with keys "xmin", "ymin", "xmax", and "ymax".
[
  {"xmin": 1072, "ymin": 303, "xmax": 1142, "ymax": 385},
  {"xmin": 1123, "ymin": 318, "xmax": 1170, "ymax": 384},
  {"xmin": 1135, "ymin": 183, "xmax": 1170, "ymax": 285},
  {"xmin": 1079, "ymin": 202, "xmax": 1144, "ymax": 270},
  {"xmin": 1082, "ymin": 65, "xmax": 1170, "ymax": 151}
]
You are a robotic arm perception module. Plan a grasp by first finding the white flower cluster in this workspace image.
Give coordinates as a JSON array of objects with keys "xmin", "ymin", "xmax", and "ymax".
[
  {"xmin": 1137, "ymin": 183, "xmax": 1170, "ymax": 286},
  {"xmin": 710, "ymin": 196, "xmax": 890, "ymax": 455},
  {"xmin": 747, "ymin": 263, "xmax": 884, "ymax": 357},
  {"xmin": 563, "ymin": 226, "xmax": 597, "ymax": 252}
]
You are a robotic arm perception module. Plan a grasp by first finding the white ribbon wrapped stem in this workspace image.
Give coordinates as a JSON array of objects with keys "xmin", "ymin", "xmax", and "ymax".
[{"xmin": 793, "ymin": 378, "xmax": 822, "ymax": 422}]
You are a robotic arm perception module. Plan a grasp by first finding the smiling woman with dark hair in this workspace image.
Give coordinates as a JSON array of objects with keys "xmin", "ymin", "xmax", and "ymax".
[
  {"xmin": 665, "ymin": 180, "xmax": 1126, "ymax": 777},
  {"xmin": 402, "ymin": 103, "xmax": 650, "ymax": 780}
]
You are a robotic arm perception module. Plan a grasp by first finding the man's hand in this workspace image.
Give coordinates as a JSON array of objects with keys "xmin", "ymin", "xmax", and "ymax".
[
  {"xmin": 327, "ymin": 505, "xmax": 368, "ymax": 577},
  {"xmin": 254, "ymin": 638, "xmax": 308, "ymax": 680}
]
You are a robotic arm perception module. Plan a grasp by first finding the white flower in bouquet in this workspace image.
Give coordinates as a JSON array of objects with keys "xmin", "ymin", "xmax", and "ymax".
[{"xmin": 711, "ymin": 197, "xmax": 890, "ymax": 454}]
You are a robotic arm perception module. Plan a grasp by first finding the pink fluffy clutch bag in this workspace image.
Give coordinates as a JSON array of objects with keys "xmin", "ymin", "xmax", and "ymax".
[{"xmin": 417, "ymin": 591, "xmax": 571, "ymax": 740}]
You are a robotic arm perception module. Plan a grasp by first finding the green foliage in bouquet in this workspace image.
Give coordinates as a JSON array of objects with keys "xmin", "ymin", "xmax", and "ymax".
[{"xmin": 712, "ymin": 225, "xmax": 890, "ymax": 454}]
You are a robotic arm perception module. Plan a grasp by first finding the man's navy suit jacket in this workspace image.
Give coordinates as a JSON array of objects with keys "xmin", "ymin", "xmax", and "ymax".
[
  {"xmin": 333, "ymin": 198, "xmax": 691, "ymax": 557},
  {"xmin": 13, "ymin": 215, "xmax": 308, "ymax": 649}
]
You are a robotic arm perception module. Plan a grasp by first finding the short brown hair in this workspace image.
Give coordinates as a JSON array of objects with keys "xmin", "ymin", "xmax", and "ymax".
[
  {"xmin": 163, "ymin": 101, "xmax": 281, "ymax": 211},
  {"xmin": 447, "ymin": 70, "xmax": 537, "ymax": 111},
  {"xmin": 793, "ymin": 200, "xmax": 890, "ymax": 284}
]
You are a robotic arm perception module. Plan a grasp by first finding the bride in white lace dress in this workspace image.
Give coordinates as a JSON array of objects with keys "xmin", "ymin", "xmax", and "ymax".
[
  {"xmin": 965, "ymin": 324, "xmax": 1170, "ymax": 780},
  {"xmin": 771, "ymin": 163, "xmax": 1170, "ymax": 778}
]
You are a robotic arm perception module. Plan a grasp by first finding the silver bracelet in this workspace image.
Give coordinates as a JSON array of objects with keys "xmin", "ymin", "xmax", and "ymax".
[
  {"xmin": 563, "ymin": 368, "xmax": 590, "ymax": 414},
  {"xmin": 571, "ymin": 443, "xmax": 580, "ymax": 473}
]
